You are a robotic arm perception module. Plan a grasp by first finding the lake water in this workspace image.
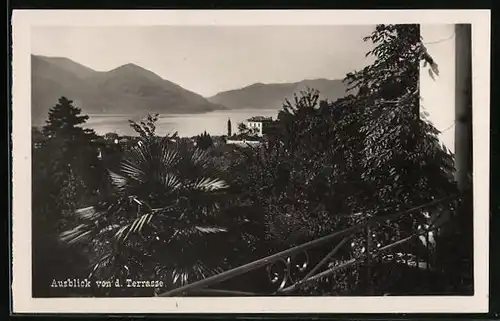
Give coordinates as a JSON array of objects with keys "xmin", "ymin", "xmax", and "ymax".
[{"xmin": 85, "ymin": 109, "xmax": 280, "ymax": 138}]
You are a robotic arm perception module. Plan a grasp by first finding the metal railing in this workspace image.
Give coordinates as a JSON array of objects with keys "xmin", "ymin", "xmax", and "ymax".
[{"xmin": 157, "ymin": 195, "xmax": 459, "ymax": 297}]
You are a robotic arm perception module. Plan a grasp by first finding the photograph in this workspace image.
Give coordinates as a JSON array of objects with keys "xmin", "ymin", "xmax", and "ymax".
[{"xmin": 11, "ymin": 10, "xmax": 490, "ymax": 314}]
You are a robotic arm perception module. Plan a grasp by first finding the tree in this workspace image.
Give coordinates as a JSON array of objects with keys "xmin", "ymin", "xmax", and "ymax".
[
  {"xmin": 228, "ymin": 24, "xmax": 459, "ymax": 295},
  {"xmin": 32, "ymin": 96, "xmax": 99, "ymax": 296},
  {"xmin": 195, "ymin": 131, "xmax": 214, "ymax": 150},
  {"xmin": 343, "ymin": 24, "xmax": 457, "ymax": 264},
  {"xmin": 60, "ymin": 115, "xmax": 246, "ymax": 296},
  {"xmin": 128, "ymin": 113, "xmax": 178, "ymax": 142},
  {"xmin": 230, "ymin": 89, "xmax": 358, "ymax": 250},
  {"xmin": 43, "ymin": 96, "xmax": 97, "ymax": 143},
  {"xmin": 32, "ymin": 126, "xmax": 46, "ymax": 144},
  {"xmin": 36, "ymin": 96, "xmax": 99, "ymax": 229},
  {"xmin": 104, "ymin": 132, "xmax": 120, "ymax": 142},
  {"xmin": 41, "ymin": 96, "xmax": 101, "ymax": 195},
  {"xmin": 325, "ymin": 24, "xmax": 457, "ymax": 294},
  {"xmin": 235, "ymin": 122, "xmax": 260, "ymax": 140}
]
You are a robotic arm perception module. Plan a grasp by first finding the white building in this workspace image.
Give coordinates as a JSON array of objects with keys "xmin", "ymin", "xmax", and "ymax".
[
  {"xmin": 226, "ymin": 139, "xmax": 262, "ymax": 147},
  {"xmin": 246, "ymin": 116, "xmax": 274, "ymax": 137}
]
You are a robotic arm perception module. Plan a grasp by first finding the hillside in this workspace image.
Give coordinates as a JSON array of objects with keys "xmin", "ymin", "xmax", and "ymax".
[
  {"xmin": 31, "ymin": 55, "xmax": 225, "ymax": 125},
  {"xmin": 207, "ymin": 78, "xmax": 350, "ymax": 110},
  {"xmin": 35, "ymin": 55, "xmax": 97, "ymax": 79}
]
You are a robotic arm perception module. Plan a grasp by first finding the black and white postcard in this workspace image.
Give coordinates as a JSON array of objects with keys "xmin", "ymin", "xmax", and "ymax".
[{"xmin": 11, "ymin": 9, "xmax": 491, "ymax": 314}]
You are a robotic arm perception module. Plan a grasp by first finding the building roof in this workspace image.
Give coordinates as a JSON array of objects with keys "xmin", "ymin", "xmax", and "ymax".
[{"xmin": 247, "ymin": 116, "xmax": 273, "ymax": 122}]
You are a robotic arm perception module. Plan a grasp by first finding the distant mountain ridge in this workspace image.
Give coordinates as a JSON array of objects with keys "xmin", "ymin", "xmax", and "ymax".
[
  {"xmin": 207, "ymin": 78, "xmax": 350, "ymax": 110},
  {"xmin": 31, "ymin": 55, "xmax": 351, "ymax": 126},
  {"xmin": 31, "ymin": 55, "xmax": 226, "ymax": 125}
]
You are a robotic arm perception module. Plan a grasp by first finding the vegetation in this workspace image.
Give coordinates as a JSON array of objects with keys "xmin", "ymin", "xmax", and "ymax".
[
  {"xmin": 231, "ymin": 122, "xmax": 260, "ymax": 140},
  {"xmin": 60, "ymin": 118, "xmax": 239, "ymax": 296},
  {"xmin": 32, "ymin": 97, "xmax": 101, "ymax": 296},
  {"xmin": 31, "ymin": 24, "xmax": 471, "ymax": 297},
  {"xmin": 195, "ymin": 131, "xmax": 214, "ymax": 150}
]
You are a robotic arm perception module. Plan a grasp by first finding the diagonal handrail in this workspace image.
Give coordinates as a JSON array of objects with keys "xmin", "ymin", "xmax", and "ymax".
[
  {"xmin": 175, "ymin": 289, "xmax": 258, "ymax": 296},
  {"xmin": 159, "ymin": 220, "xmax": 365, "ymax": 296},
  {"xmin": 280, "ymin": 199, "xmax": 453, "ymax": 294},
  {"xmin": 301, "ymin": 236, "xmax": 353, "ymax": 281},
  {"xmin": 158, "ymin": 195, "xmax": 458, "ymax": 297},
  {"xmin": 278, "ymin": 223, "xmax": 442, "ymax": 294}
]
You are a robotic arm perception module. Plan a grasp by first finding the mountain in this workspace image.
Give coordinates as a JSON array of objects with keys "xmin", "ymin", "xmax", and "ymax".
[
  {"xmin": 207, "ymin": 78, "xmax": 350, "ymax": 110},
  {"xmin": 35, "ymin": 55, "xmax": 96, "ymax": 79},
  {"xmin": 31, "ymin": 55, "xmax": 225, "ymax": 125}
]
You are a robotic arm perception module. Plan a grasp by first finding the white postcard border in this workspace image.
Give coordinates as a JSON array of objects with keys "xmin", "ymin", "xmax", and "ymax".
[{"xmin": 11, "ymin": 9, "xmax": 491, "ymax": 314}]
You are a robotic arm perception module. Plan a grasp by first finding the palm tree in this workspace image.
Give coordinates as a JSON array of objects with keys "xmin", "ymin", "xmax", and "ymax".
[{"xmin": 61, "ymin": 115, "xmax": 232, "ymax": 295}]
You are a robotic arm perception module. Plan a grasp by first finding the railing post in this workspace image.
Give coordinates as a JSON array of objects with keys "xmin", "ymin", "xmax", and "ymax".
[
  {"xmin": 425, "ymin": 230, "xmax": 431, "ymax": 273},
  {"xmin": 454, "ymin": 23, "xmax": 474, "ymax": 293},
  {"xmin": 365, "ymin": 224, "xmax": 373, "ymax": 295}
]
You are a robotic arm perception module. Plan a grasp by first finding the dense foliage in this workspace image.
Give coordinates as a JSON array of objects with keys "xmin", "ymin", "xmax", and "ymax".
[
  {"xmin": 59, "ymin": 115, "xmax": 253, "ymax": 296},
  {"xmin": 195, "ymin": 131, "xmax": 214, "ymax": 150},
  {"xmin": 32, "ymin": 97, "xmax": 101, "ymax": 296},
  {"xmin": 231, "ymin": 23, "xmax": 456, "ymax": 247},
  {"xmin": 31, "ymin": 24, "xmax": 471, "ymax": 297}
]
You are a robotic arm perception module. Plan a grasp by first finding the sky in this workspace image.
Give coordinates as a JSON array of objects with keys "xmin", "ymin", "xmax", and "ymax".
[
  {"xmin": 31, "ymin": 25, "xmax": 375, "ymax": 97},
  {"xmin": 420, "ymin": 24, "xmax": 455, "ymax": 153},
  {"xmin": 31, "ymin": 24, "xmax": 455, "ymax": 151}
]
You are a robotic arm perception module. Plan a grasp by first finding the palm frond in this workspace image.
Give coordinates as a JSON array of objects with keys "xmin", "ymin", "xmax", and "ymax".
[
  {"xmin": 61, "ymin": 123, "xmax": 233, "ymax": 290},
  {"xmin": 160, "ymin": 145, "xmax": 179, "ymax": 169},
  {"xmin": 108, "ymin": 170, "xmax": 128, "ymax": 191},
  {"xmin": 114, "ymin": 212, "xmax": 155, "ymax": 242},
  {"xmin": 165, "ymin": 225, "xmax": 227, "ymax": 243},
  {"xmin": 195, "ymin": 226, "xmax": 228, "ymax": 234},
  {"xmin": 162, "ymin": 173, "xmax": 182, "ymax": 191},
  {"xmin": 130, "ymin": 213, "xmax": 154, "ymax": 234},
  {"xmin": 88, "ymin": 252, "xmax": 113, "ymax": 274},
  {"xmin": 190, "ymin": 148, "xmax": 212, "ymax": 168},
  {"xmin": 74, "ymin": 206, "xmax": 101, "ymax": 220},
  {"xmin": 114, "ymin": 224, "xmax": 131, "ymax": 241},
  {"xmin": 60, "ymin": 224, "xmax": 93, "ymax": 245},
  {"xmin": 127, "ymin": 140, "xmax": 152, "ymax": 166},
  {"xmin": 172, "ymin": 269, "xmax": 190, "ymax": 286},
  {"xmin": 171, "ymin": 261, "xmax": 223, "ymax": 287},
  {"xmin": 191, "ymin": 177, "xmax": 229, "ymax": 192},
  {"xmin": 88, "ymin": 261, "xmax": 102, "ymax": 279},
  {"xmin": 128, "ymin": 195, "xmax": 145, "ymax": 207},
  {"xmin": 120, "ymin": 160, "xmax": 146, "ymax": 183}
]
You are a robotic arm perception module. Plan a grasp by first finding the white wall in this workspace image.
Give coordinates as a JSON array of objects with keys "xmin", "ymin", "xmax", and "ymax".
[
  {"xmin": 226, "ymin": 139, "xmax": 262, "ymax": 147},
  {"xmin": 247, "ymin": 121, "xmax": 264, "ymax": 137},
  {"xmin": 420, "ymin": 24, "xmax": 456, "ymax": 153}
]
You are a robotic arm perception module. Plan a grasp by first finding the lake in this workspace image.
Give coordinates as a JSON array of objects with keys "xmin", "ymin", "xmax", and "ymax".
[{"xmin": 85, "ymin": 109, "xmax": 280, "ymax": 138}]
